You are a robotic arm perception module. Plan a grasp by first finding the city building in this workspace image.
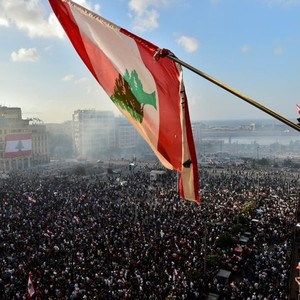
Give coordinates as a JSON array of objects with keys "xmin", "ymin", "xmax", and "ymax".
[
  {"xmin": 0, "ymin": 106, "xmax": 49, "ymax": 172},
  {"xmin": 72, "ymin": 110, "xmax": 153, "ymax": 160},
  {"xmin": 31, "ymin": 120, "xmax": 50, "ymax": 166},
  {"xmin": 115, "ymin": 116, "xmax": 138, "ymax": 149},
  {"xmin": 72, "ymin": 110, "xmax": 116, "ymax": 160}
]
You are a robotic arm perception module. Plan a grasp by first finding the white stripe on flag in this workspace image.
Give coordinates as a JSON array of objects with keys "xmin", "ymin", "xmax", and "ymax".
[{"xmin": 5, "ymin": 139, "xmax": 32, "ymax": 153}]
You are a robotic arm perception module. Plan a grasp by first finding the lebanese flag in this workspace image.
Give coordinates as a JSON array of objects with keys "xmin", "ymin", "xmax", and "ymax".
[
  {"xmin": 27, "ymin": 272, "xmax": 35, "ymax": 299},
  {"xmin": 28, "ymin": 196, "xmax": 37, "ymax": 204},
  {"xmin": 5, "ymin": 133, "xmax": 32, "ymax": 158},
  {"xmin": 297, "ymin": 104, "xmax": 300, "ymax": 116},
  {"xmin": 49, "ymin": 0, "xmax": 199, "ymax": 203}
]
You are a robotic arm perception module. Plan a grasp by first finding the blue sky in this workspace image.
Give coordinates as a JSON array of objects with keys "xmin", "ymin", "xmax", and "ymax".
[{"xmin": 1, "ymin": 0, "xmax": 300, "ymax": 124}]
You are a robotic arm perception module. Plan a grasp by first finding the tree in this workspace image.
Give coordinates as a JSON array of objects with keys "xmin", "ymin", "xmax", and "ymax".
[
  {"xmin": 206, "ymin": 254, "xmax": 221, "ymax": 267},
  {"xmin": 242, "ymin": 200, "xmax": 256, "ymax": 214},
  {"xmin": 186, "ymin": 269, "xmax": 202, "ymax": 281},
  {"xmin": 215, "ymin": 233, "xmax": 234, "ymax": 248}
]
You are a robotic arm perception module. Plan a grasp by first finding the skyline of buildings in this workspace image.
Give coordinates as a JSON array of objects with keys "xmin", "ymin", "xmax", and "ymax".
[
  {"xmin": 0, "ymin": 106, "xmax": 147, "ymax": 171},
  {"xmin": 0, "ymin": 105, "xmax": 299, "ymax": 173}
]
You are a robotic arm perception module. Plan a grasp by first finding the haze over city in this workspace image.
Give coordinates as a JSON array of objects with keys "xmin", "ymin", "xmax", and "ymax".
[{"xmin": 1, "ymin": 0, "xmax": 300, "ymax": 124}]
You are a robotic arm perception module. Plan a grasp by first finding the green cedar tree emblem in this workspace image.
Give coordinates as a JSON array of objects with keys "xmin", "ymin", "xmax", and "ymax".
[
  {"xmin": 110, "ymin": 69, "xmax": 157, "ymax": 123},
  {"xmin": 15, "ymin": 140, "xmax": 25, "ymax": 152}
]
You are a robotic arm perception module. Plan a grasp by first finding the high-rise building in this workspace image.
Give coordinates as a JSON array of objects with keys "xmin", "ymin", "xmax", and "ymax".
[
  {"xmin": 72, "ymin": 110, "xmax": 161, "ymax": 160},
  {"xmin": 115, "ymin": 116, "xmax": 138, "ymax": 149},
  {"xmin": 72, "ymin": 110, "xmax": 116, "ymax": 160},
  {"xmin": 31, "ymin": 122, "xmax": 50, "ymax": 166},
  {"xmin": 0, "ymin": 106, "xmax": 49, "ymax": 172}
]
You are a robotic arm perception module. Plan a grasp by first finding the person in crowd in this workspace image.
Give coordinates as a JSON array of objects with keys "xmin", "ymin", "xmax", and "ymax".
[{"xmin": 0, "ymin": 165, "xmax": 297, "ymax": 299}]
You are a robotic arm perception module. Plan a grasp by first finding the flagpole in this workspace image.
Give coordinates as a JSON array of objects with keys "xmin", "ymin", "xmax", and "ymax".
[{"xmin": 166, "ymin": 54, "xmax": 300, "ymax": 132}]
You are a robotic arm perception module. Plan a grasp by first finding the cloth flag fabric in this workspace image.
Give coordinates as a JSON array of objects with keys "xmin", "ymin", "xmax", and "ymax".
[
  {"xmin": 27, "ymin": 272, "xmax": 35, "ymax": 299},
  {"xmin": 49, "ymin": 0, "xmax": 200, "ymax": 203},
  {"xmin": 5, "ymin": 133, "xmax": 32, "ymax": 158},
  {"xmin": 296, "ymin": 104, "xmax": 300, "ymax": 116},
  {"xmin": 28, "ymin": 196, "xmax": 37, "ymax": 204}
]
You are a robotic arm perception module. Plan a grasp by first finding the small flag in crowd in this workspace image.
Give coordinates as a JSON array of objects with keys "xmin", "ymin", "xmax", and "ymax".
[
  {"xmin": 49, "ymin": 0, "xmax": 199, "ymax": 203},
  {"xmin": 296, "ymin": 104, "xmax": 300, "ymax": 125},
  {"xmin": 27, "ymin": 272, "xmax": 35, "ymax": 299},
  {"xmin": 28, "ymin": 196, "xmax": 37, "ymax": 204}
]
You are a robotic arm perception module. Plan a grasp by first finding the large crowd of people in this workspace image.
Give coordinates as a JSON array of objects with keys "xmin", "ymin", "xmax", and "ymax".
[{"xmin": 0, "ymin": 163, "xmax": 299, "ymax": 299}]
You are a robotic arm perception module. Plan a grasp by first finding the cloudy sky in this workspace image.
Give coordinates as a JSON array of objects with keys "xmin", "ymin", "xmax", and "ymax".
[{"xmin": 1, "ymin": 0, "xmax": 300, "ymax": 124}]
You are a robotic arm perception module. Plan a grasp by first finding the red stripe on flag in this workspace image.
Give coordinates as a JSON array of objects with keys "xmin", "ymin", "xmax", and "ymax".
[
  {"xmin": 6, "ymin": 133, "xmax": 32, "ymax": 141},
  {"xmin": 180, "ymin": 88, "xmax": 199, "ymax": 202},
  {"xmin": 5, "ymin": 150, "xmax": 32, "ymax": 159},
  {"xmin": 296, "ymin": 104, "xmax": 300, "ymax": 116}
]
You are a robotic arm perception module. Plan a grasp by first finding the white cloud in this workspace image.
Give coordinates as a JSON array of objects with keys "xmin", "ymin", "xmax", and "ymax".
[
  {"xmin": 0, "ymin": 0, "xmax": 101, "ymax": 39},
  {"xmin": 176, "ymin": 35, "xmax": 199, "ymax": 53},
  {"xmin": 0, "ymin": 16, "xmax": 9, "ymax": 27},
  {"xmin": 274, "ymin": 47, "xmax": 284, "ymax": 55},
  {"xmin": 128, "ymin": 0, "xmax": 171, "ymax": 32},
  {"xmin": 76, "ymin": 77, "xmax": 88, "ymax": 84},
  {"xmin": 62, "ymin": 74, "xmax": 88, "ymax": 84},
  {"xmin": 62, "ymin": 74, "xmax": 76, "ymax": 82},
  {"xmin": 0, "ymin": 0, "xmax": 64, "ymax": 39},
  {"xmin": 11, "ymin": 47, "xmax": 39, "ymax": 62},
  {"xmin": 241, "ymin": 44, "xmax": 251, "ymax": 53},
  {"xmin": 131, "ymin": 9, "xmax": 159, "ymax": 32},
  {"xmin": 73, "ymin": 0, "xmax": 101, "ymax": 13},
  {"xmin": 61, "ymin": 74, "xmax": 103, "ymax": 98},
  {"xmin": 129, "ymin": 0, "xmax": 170, "ymax": 14},
  {"xmin": 94, "ymin": 3, "xmax": 101, "ymax": 12}
]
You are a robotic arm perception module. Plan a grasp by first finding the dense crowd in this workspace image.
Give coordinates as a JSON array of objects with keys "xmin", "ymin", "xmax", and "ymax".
[{"xmin": 0, "ymin": 164, "xmax": 299, "ymax": 299}]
